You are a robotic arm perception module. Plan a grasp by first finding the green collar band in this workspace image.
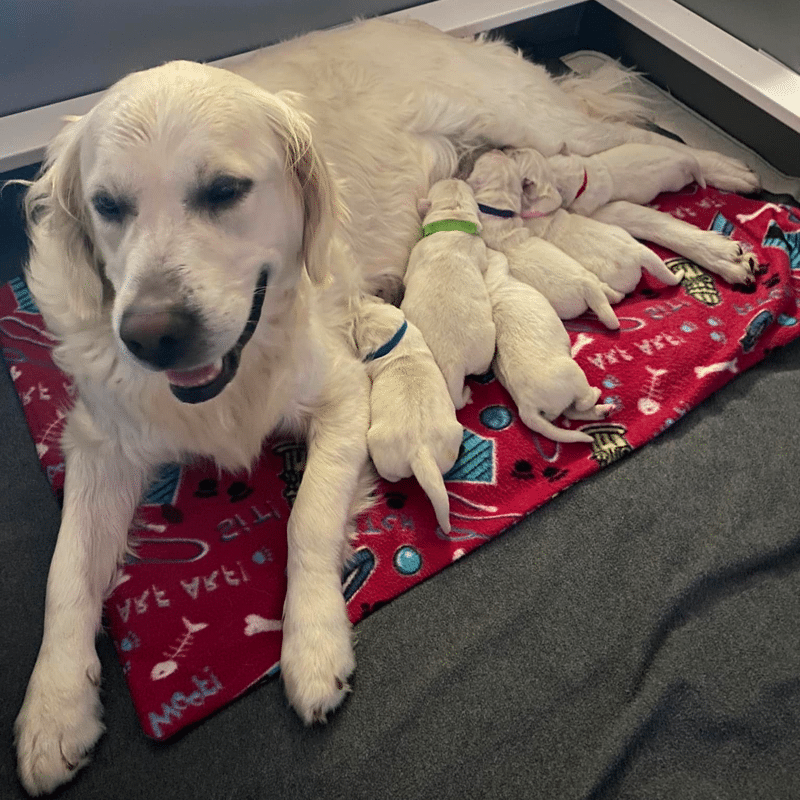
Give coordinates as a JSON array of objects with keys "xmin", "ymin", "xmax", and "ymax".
[{"xmin": 421, "ymin": 219, "xmax": 479, "ymax": 237}]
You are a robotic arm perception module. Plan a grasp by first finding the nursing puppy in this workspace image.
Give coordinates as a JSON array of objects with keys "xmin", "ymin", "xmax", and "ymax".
[
  {"xmin": 468, "ymin": 150, "xmax": 622, "ymax": 330},
  {"xmin": 401, "ymin": 179, "xmax": 496, "ymax": 409},
  {"xmin": 510, "ymin": 143, "xmax": 705, "ymax": 217},
  {"xmin": 523, "ymin": 209, "xmax": 683, "ymax": 294},
  {"xmin": 355, "ymin": 297, "xmax": 463, "ymax": 533},
  {"xmin": 484, "ymin": 250, "xmax": 612, "ymax": 443},
  {"xmin": 13, "ymin": 15, "xmax": 764, "ymax": 794}
]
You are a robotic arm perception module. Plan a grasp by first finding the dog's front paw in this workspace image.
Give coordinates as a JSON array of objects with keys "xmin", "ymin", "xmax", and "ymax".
[
  {"xmin": 281, "ymin": 590, "xmax": 355, "ymax": 725},
  {"xmin": 15, "ymin": 656, "xmax": 104, "ymax": 796},
  {"xmin": 694, "ymin": 150, "xmax": 761, "ymax": 194}
]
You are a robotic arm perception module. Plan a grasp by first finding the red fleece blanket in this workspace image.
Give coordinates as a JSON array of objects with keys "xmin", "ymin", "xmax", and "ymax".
[{"xmin": 2, "ymin": 186, "xmax": 799, "ymax": 740}]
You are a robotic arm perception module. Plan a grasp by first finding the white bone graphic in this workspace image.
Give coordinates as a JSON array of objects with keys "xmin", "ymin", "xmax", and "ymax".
[
  {"xmin": 571, "ymin": 333, "xmax": 594, "ymax": 358},
  {"xmin": 694, "ymin": 358, "xmax": 739, "ymax": 379},
  {"xmin": 244, "ymin": 614, "xmax": 283, "ymax": 637}
]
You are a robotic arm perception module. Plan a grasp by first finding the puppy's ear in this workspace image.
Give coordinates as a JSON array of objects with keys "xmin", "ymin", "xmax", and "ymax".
[
  {"xmin": 273, "ymin": 92, "xmax": 344, "ymax": 286},
  {"xmin": 417, "ymin": 197, "xmax": 432, "ymax": 218},
  {"xmin": 24, "ymin": 114, "xmax": 106, "ymax": 335}
]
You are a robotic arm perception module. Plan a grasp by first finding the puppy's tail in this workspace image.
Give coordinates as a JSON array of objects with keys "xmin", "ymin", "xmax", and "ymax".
[
  {"xmin": 586, "ymin": 283, "xmax": 621, "ymax": 330},
  {"xmin": 643, "ymin": 249, "xmax": 684, "ymax": 285},
  {"xmin": 411, "ymin": 451, "xmax": 452, "ymax": 533},
  {"xmin": 522, "ymin": 411, "xmax": 594, "ymax": 444},
  {"xmin": 556, "ymin": 61, "xmax": 651, "ymax": 125}
]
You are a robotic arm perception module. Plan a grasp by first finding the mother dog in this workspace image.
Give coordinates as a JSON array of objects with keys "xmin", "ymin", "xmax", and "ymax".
[{"xmin": 14, "ymin": 17, "xmax": 759, "ymax": 795}]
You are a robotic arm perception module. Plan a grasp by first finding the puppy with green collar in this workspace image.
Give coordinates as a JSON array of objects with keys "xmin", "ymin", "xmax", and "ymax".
[{"xmin": 401, "ymin": 179, "xmax": 496, "ymax": 409}]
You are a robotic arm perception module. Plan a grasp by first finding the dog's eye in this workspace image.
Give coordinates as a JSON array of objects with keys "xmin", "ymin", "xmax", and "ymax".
[
  {"xmin": 91, "ymin": 192, "xmax": 129, "ymax": 223},
  {"xmin": 197, "ymin": 176, "xmax": 253, "ymax": 212}
]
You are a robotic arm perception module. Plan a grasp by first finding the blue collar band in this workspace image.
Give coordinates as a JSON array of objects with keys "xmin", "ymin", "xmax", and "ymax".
[
  {"xmin": 477, "ymin": 203, "xmax": 516, "ymax": 218},
  {"xmin": 363, "ymin": 320, "xmax": 408, "ymax": 362}
]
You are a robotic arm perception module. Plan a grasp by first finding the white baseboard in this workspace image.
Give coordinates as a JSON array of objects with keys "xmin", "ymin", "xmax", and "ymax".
[{"xmin": 1, "ymin": 0, "xmax": 798, "ymax": 173}]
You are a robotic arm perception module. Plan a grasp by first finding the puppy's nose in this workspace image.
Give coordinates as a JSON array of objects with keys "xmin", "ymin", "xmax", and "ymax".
[{"xmin": 120, "ymin": 305, "xmax": 199, "ymax": 369}]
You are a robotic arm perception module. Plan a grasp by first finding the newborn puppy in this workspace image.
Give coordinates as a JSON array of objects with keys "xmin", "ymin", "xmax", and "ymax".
[
  {"xmin": 355, "ymin": 297, "xmax": 463, "ymax": 533},
  {"xmin": 467, "ymin": 150, "xmax": 622, "ymax": 330},
  {"xmin": 402, "ymin": 179, "xmax": 496, "ymax": 409},
  {"xmin": 484, "ymin": 250, "xmax": 613, "ymax": 443},
  {"xmin": 510, "ymin": 143, "xmax": 705, "ymax": 217},
  {"xmin": 524, "ymin": 209, "xmax": 683, "ymax": 294}
]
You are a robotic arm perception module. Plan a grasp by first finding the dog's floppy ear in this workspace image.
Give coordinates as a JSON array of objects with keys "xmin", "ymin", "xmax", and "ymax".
[
  {"xmin": 514, "ymin": 150, "xmax": 563, "ymax": 216},
  {"xmin": 272, "ymin": 92, "xmax": 344, "ymax": 285},
  {"xmin": 417, "ymin": 197, "xmax": 432, "ymax": 218},
  {"xmin": 23, "ymin": 114, "xmax": 106, "ymax": 335}
]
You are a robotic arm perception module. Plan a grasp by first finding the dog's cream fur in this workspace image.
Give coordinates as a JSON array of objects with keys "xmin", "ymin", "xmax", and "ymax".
[
  {"xmin": 356, "ymin": 297, "xmax": 463, "ymax": 532},
  {"xmin": 401, "ymin": 179, "xmax": 495, "ymax": 408},
  {"xmin": 511, "ymin": 143, "xmax": 704, "ymax": 217},
  {"xmin": 468, "ymin": 150, "xmax": 623, "ymax": 330},
  {"xmin": 523, "ymin": 209, "xmax": 683, "ymax": 294},
  {"xmin": 591, "ymin": 200, "xmax": 759, "ymax": 284},
  {"xmin": 508, "ymin": 146, "xmax": 758, "ymax": 285},
  {"xmin": 484, "ymin": 250, "xmax": 612, "ymax": 443},
  {"xmin": 14, "ymin": 16, "xmax": 765, "ymax": 795}
]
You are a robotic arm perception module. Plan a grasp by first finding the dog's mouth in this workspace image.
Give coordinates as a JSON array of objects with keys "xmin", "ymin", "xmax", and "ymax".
[{"xmin": 167, "ymin": 270, "xmax": 268, "ymax": 404}]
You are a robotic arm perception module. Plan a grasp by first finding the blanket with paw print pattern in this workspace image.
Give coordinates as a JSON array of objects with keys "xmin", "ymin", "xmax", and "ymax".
[{"xmin": 1, "ymin": 185, "xmax": 798, "ymax": 740}]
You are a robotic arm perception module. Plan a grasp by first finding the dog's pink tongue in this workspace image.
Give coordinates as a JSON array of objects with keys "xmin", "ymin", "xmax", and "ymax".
[{"xmin": 166, "ymin": 362, "xmax": 222, "ymax": 388}]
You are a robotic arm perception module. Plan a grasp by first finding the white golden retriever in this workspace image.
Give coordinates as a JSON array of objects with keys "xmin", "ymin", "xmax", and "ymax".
[
  {"xmin": 468, "ymin": 150, "xmax": 623, "ymax": 329},
  {"xmin": 484, "ymin": 251, "xmax": 612, "ymax": 443},
  {"xmin": 402, "ymin": 178, "xmax": 495, "ymax": 409},
  {"xmin": 510, "ymin": 143, "xmax": 705, "ymax": 217},
  {"xmin": 14, "ymin": 16, "xmax": 761, "ymax": 795},
  {"xmin": 356, "ymin": 297, "xmax": 463, "ymax": 533}
]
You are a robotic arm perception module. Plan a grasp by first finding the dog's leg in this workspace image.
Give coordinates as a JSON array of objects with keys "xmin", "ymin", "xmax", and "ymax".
[
  {"xmin": 15, "ymin": 411, "xmax": 148, "ymax": 796},
  {"xmin": 280, "ymin": 362, "xmax": 371, "ymax": 725},
  {"xmin": 561, "ymin": 120, "xmax": 760, "ymax": 194},
  {"xmin": 592, "ymin": 200, "xmax": 759, "ymax": 284}
]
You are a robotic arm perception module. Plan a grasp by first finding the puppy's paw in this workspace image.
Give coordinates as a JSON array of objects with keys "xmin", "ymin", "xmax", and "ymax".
[
  {"xmin": 281, "ymin": 589, "xmax": 355, "ymax": 725},
  {"xmin": 701, "ymin": 239, "xmax": 760, "ymax": 284},
  {"xmin": 694, "ymin": 150, "xmax": 761, "ymax": 194},
  {"xmin": 15, "ymin": 656, "xmax": 104, "ymax": 796}
]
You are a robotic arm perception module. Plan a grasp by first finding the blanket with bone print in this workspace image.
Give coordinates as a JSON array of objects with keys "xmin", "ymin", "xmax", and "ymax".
[{"xmin": 1, "ymin": 185, "xmax": 798, "ymax": 740}]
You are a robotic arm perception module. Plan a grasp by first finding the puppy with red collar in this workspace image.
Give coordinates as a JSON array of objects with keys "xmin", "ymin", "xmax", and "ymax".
[{"xmin": 510, "ymin": 143, "xmax": 704, "ymax": 217}]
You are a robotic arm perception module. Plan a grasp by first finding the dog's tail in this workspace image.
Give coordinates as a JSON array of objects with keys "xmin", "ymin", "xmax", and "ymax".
[
  {"xmin": 521, "ymin": 411, "xmax": 594, "ymax": 444},
  {"xmin": 585, "ymin": 283, "xmax": 621, "ymax": 330},
  {"xmin": 642, "ymin": 249, "xmax": 684, "ymax": 285},
  {"xmin": 556, "ymin": 61, "xmax": 651, "ymax": 125},
  {"xmin": 411, "ymin": 451, "xmax": 452, "ymax": 533}
]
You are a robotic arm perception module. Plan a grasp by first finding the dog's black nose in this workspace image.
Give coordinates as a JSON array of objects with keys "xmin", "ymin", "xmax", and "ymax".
[{"xmin": 120, "ymin": 305, "xmax": 200, "ymax": 369}]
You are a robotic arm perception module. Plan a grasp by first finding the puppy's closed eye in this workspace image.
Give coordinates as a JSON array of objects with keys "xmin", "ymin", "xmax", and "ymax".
[{"xmin": 194, "ymin": 175, "xmax": 254, "ymax": 213}]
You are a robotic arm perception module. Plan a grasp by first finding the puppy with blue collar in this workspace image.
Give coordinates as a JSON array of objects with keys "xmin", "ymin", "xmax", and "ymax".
[
  {"xmin": 355, "ymin": 296, "xmax": 463, "ymax": 533},
  {"xmin": 468, "ymin": 151, "xmax": 622, "ymax": 330},
  {"xmin": 401, "ymin": 179, "xmax": 496, "ymax": 409}
]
